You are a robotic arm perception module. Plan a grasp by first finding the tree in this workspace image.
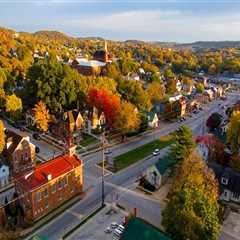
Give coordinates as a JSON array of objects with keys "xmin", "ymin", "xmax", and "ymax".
[
  {"xmin": 87, "ymin": 88, "xmax": 120, "ymax": 127},
  {"xmin": 118, "ymin": 80, "xmax": 152, "ymax": 111},
  {"xmin": 196, "ymin": 83, "xmax": 205, "ymax": 93},
  {"xmin": 170, "ymin": 125, "xmax": 196, "ymax": 163},
  {"xmin": 33, "ymin": 101, "xmax": 50, "ymax": 132},
  {"xmin": 166, "ymin": 79, "xmax": 177, "ymax": 94},
  {"xmin": 230, "ymin": 154, "xmax": 240, "ymax": 171},
  {"xmin": 206, "ymin": 112, "xmax": 222, "ymax": 131},
  {"xmin": 0, "ymin": 120, "xmax": 5, "ymax": 153},
  {"xmin": 227, "ymin": 110, "xmax": 240, "ymax": 153},
  {"xmin": 26, "ymin": 55, "xmax": 77, "ymax": 113},
  {"xmin": 114, "ymin": 101, "xmax": 140, "ymax": 137},
  {"xmin": 5, "ymin": 94, "xmax": 22, "ymax": 119},
  {"xmin": 147, "ymin": 82, "xmax": 165, "ymax": 104},
  {"xmin": 162, "ymin": 151, "xmax": 221, "ymax": 240}
]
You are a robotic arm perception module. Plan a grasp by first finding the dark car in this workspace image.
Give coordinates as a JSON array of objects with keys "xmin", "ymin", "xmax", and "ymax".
[
  {"xmin": 35, "ymin": 146, "xmax": 40, "ymax": 154},
  {"xmin": 33, "ymin": 133, "xmax": 41, "ymax": 140}
]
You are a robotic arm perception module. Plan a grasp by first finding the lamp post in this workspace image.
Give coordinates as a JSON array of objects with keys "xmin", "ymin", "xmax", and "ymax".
[{"xmin": 101, "ymin": 130, "xmax": 106, "ymax": 207}]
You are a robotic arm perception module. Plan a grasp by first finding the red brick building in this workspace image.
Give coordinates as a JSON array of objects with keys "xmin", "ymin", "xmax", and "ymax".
[
  {"xmin": 15, "ymin": 146, "xmax": 83, "ymax": 222},
  {"xmin": 3, "ymin": 130, "xmax": 35, "ymax": 174}
]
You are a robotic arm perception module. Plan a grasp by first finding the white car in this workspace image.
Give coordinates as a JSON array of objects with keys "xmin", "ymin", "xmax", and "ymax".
[
  {"xmin": 104, "ymin": 149, "xmax": 112, "ymax": 155},
  {"xmin": 153, "ymin": 149, "xmax": 160, "ymax": 156},
  {"xmin": 104, "ymin": 226, "xmax": 112, "ymax": 233},
  {"xmin": 111, "ymin": 222, "xmax": 118, "ymax": 229}
]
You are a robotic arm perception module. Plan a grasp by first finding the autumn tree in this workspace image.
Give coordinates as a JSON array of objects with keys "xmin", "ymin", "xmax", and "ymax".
[
  {"xmin": 114, "ymin": 101, "xmax": 140, "ymax": 138},
  {"xmin": 0, "ymin": 120, "xmax": 5, "ymax": 153},
  {"xmin": 33, "ymin": 101, "xmax": 50, "ymax": 132},
  {"xmin": 147, "ymin": 82, "xmax": 165, "ymax": 104},
  {"xmin": 162, "ymin": 151, "xmax": 221, "ymax": 240},
  {"xmin": 5, "ymin": 94, "xmax": 22, "ymax": 119},
  {"xmin": 227, "ymin": 110, "xmax": 240, "ymax": 153},
  {"xmin": 88, "ymin": 88, "xmax": 120, "ymax": 127},
  {"xmin": 230, "ymin": 154, "xmax": 240, "ymax": 171},
  {"xmin": 170, "ymin": 125, "xmax": 196, "ymax": 163},
  {"xmin": 166, "ymin": 79, "xmax": 177, "ymax": 94},
  {"xmin": 196, "ymin": 82, "xmax": 205, "ymax": 93}
]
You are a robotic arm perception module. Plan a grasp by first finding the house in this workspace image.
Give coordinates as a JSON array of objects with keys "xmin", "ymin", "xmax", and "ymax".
[
  {"xmin": 164, "ymin": 96, "xmax": 186, "ymax": 119},
  {"xmin": 209, "ymin": 163, "xmax": 240, "ymax": 203},
  {"xmin": 15, "ymin": 145, "xmax": 83, "ymax": 222},
  {"xmin": 90, "ymin": 107, "xmax": 106, "ymax": 130},
  {"xmin": 126, "ymin": 73, "xmax": 140, "ymax": 81},
  {"xmin": 0, "ymin": 163, "xmax": 9, "ymax": 188},
  {"xmin": 50, "ymin": 110, "xmax": 84, "ymax": 142},
  {"xmin": 3, "ymin": 130, "xmax": 35, "ymax": 174},
  {"xmin": 121, "ymin": 217, "xmax": 171, "ymax": 240},
  {"xmin": 195, "ymin": 135, "xmax": 211, "ymax": 162},
  {"xmin": 145, "ymin": 157, "xmax": 176, "ymax": 190},
  {"xmin": 146, "ymin": 112, "xmax": 159, "ymax": 128}
]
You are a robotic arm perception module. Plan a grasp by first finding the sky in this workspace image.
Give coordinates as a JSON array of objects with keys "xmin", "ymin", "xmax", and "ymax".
[{"xmin": 0, "ymin": 0, "xmax": 240, "ymax": 42}]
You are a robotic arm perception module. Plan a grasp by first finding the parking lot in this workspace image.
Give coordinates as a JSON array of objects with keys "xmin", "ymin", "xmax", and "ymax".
[{"xmin": 68, "ymin": 205, "xmax": 127, "ymax": 240}]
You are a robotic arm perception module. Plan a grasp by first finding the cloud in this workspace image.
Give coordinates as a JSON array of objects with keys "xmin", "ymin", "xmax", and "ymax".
[{"xmin": 58, "ymin": 9, "xmax": 240, "ymax": 42}]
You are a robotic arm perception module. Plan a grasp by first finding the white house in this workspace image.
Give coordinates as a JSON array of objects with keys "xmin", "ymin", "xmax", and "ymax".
[{"xmin": 0, "ymin": 164, "xmax": 9, "ymax": 188}]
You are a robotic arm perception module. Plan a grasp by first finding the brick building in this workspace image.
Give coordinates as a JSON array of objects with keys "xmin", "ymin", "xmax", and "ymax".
[
  {"xmin": 3, "ymin": 130, "xmax": 35, "ymax": 174},
  {"xmin": 15, "ymin": 146, "xmax": 83, "ymax": 222}
]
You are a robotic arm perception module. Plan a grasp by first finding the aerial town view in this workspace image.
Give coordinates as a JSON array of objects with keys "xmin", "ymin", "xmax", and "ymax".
[{"xmin": 0, "ymin": 0, "xmax": 240, "ymax": 239}]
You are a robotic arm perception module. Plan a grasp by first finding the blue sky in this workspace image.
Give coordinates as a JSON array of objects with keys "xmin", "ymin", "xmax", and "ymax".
[{"xmin": 0, "ymin": 0, "xmax": 240, "ymax": 42}]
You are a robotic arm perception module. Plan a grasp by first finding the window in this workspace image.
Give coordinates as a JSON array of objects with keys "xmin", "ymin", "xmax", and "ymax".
[
  {"xmin": 43, "ymin": 188, "xmax": 48, "ymax": 198},
  {"xmin": 36, "ymin": 191, "xmax": 41, "ymax": 202},
  {"xmin": 63, "ymin": 176, "xmax": 67, "ymax": 187},
  {"xmin": 51, "ymin": 183, "xmax": 56, "ymax": 193},
  {"xmin": 221, "ymin": 177, "xmax": 228, "ymax": 185},
  {"xmin": 58, "ymin": 180, "xmax": 62, "ymax": 190},
  {"xmin": 45, "ymin": 201, "xmax": 49, "ymax": 209}
]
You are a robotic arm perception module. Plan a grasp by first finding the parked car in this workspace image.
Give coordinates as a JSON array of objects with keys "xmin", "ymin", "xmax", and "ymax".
[
  {"xmin": 35, "ymin": 146, "xmax": 40, "ymax": 154},
  {"xmin": 33, "ymin": 133, "xmax": 41, "ymax": 140},
  {"xmin": 104, "ymin": 227, "xmax": 112, "ymax": 234},
  {"xmin": 104, "ymin": 149, "xmax": 112, "ymax": 155},
  {"xmin": 111, "ymin": 222, "xmax": 118, "ymax": 229},
  {"xmin": 153, "ymin": 149, "xmax": 160, "ymax": 156}
]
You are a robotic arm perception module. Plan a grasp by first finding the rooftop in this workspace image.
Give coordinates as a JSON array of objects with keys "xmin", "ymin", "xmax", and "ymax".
[
  {"xmin": 17, "ymin": 153, "xmax": 81, "ymax": 191},
  {"xmin": 121, "ymin": 217, "xmax": 171, "ymax": 240},
  {"xmin": 76, "ymin": 58, "xmax": 106, "ymax": 67}
]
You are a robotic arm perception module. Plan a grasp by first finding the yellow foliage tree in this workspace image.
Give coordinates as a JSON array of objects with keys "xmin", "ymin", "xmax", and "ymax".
[
  {"xmin": 114, "ymin": 101, "xmax": 140, "ymax": 136},
  {"xmin": 147, "ymin": 82, "xmax": 165, "ymax": 104},
  {"xmin": 33, "ymin": 101, "xmax": 50, "ymax": 132},
  {"xmin": 0, "ymin": 120, "xmax": 5, "ymax": 153},
  {"xmin": 5, "ymin": 94, "xmax": 22, "ymax": 119},
  {"xmin": 227, "ymin": 110, "xmax": 240, "ymax": 153}
]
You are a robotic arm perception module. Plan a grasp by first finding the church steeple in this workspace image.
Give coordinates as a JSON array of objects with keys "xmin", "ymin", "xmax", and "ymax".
[{"xmin": 104, "ymin": 40, "xmax": 108, "ymax": 52}]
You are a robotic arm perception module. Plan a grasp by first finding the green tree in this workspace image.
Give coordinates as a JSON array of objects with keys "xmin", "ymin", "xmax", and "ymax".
[
  {"xmin": 170, "ymin": 125, "xmax": 196, "ymax": 163},
  {"xmin": 118, "ymin": 80, "xmax": 152, "ymax": 111},
  {"xmin": 162, "ymin": 151, "xmax": 221, "ymax": 240},
  {"xmin": 0, "ymin": 120, "xmax": 5, "ymax": 153},
  {"xmin": 26, "ymin": 55, "xmax": 77, "ymax": 113}
]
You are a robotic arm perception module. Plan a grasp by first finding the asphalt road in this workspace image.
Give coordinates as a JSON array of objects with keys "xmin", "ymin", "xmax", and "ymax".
[{"xmin": 27, "ymin": 92, "xmax": 239, "ymax": 240}]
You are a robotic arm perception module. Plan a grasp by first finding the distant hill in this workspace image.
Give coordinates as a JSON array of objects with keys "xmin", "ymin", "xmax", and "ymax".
[
  {"xmin": 34, "ymin": 30, "xmax": 75, "ymax": 43},
  {"xmin": 153, "ymin": 41, "xmax": 240, "ymax": 49}
]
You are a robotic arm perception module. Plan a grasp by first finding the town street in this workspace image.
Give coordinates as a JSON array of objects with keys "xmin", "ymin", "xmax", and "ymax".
[{"xmin": 27, "ymin": 92, "xmax": 240, "ymax": 240}]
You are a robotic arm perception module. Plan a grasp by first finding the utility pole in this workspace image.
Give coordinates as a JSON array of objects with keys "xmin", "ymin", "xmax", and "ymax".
[{"xmin": 101, "ymin": 130, "xmax": 105, "ymax": 207}]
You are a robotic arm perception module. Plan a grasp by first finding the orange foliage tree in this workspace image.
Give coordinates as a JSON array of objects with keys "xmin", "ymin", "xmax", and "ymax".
[{"xmin": 87, "ymin": 88, "xmax": 120, "ymax": 127}]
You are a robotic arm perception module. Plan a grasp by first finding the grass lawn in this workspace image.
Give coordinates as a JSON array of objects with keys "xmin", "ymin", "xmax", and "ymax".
[
  {"xmin": 114, "ymin": 135, "xmax": 174, "ymax": 172},
  {"xmin": 79, "ymin": 134, "xmax": 98, "ymax": 147}
]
